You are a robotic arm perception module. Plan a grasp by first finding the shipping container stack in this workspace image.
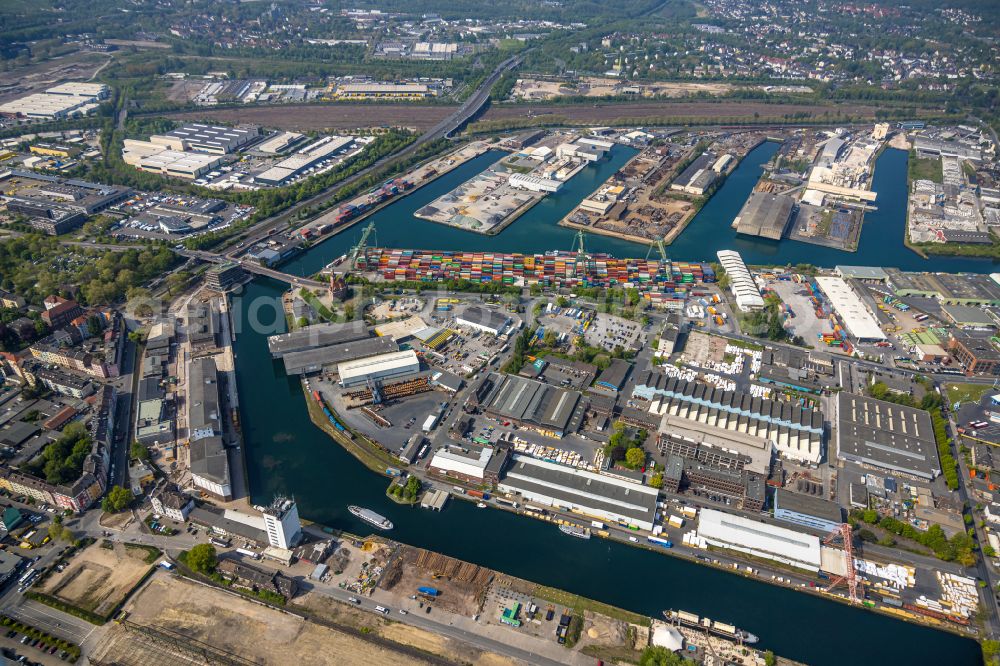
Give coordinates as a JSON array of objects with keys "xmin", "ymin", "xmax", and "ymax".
[{"xmin": 365, "ymin": 250, "xmax": 724, "ymax": 298}]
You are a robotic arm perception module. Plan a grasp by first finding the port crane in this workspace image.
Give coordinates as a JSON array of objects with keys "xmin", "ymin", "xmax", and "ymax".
[
  {"xmin": 822, "ymin": 522, "xmax": 860, "ymax": 604},
  {"xmin": 349, "ymin": 222, "xmax": 378, "ymax": 271},
  {"xmin": 572, "ymin": 230, "xmax": 589, "ymax": 279},
  {"xmin": 645, "ymin": 238, "xmax": 669, "ymax": 263}
]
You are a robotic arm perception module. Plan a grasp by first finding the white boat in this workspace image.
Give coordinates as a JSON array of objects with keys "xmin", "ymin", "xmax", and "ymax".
[
  {"xmin": 348, "ymin": 505, "xmax": 393, "ymax": 530},
  {"xmin": 559, "ymin": 524, "xmax": 591, "ymax": 539},
  {"xmin": 476, "ymin": 502, "xmax": 488, "ymax": 508}
]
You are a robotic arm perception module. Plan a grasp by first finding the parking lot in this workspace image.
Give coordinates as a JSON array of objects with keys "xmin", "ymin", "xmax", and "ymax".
[
  {"xmin": 582, "ymin": 313, "xmax": 644, "ymax": 352},
  {"xmin": 767, "ymin": 279, "xmax": 834, "ymax": 345}
]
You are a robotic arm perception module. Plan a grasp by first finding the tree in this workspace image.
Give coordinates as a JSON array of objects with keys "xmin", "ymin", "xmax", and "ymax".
[
  {"xmin": 101, "ymin": 485, "xmax": 134, "ymax": 513},
  {"xmin": 640, "ymin": 646, "xmax": 692, "ymax": 666},
  {"xmin": 764, "ymin": 651, "xmax": 776, "ymax": 666},
  {"xmin": 187, "ymin": 544, "xmax": 218, "ymax": 574},
  {"xmin": 649, "ymin": 472, "xmax": 663, "ymax": 489},
  {"xmin": 130, "ymin": 441, "xmax": 150, "ymax": 461},
  {"xmin": 625, "ymin": 447, "xmax": 645, "ymax": 469}
]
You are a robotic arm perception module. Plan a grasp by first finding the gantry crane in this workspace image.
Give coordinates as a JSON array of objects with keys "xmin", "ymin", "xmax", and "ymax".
[{"xmin": 823, "ymin": 522, "xmax": 860, "ymax": 604}]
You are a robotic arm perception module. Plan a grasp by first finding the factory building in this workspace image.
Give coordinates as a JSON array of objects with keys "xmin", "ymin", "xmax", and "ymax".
[
  {"xmin": 337, "ymin": 350, "xmax": 420, "ymax": 388},
  {"xmin": 716, "ymin": 250, "xmax": 764, "ymax": 311},
  {"xmin": 733, "ymin": 193, "xmax": 795, "ymax": 241},
  {"xmin": 696, "ymin": 508, "xmax": 822, "ymax": 572},
  {"xmin": 836, "ymin": 392, "xmax": 940, "ymax": 480},
  {"xmin": 772, "ymin": 489, "xmax": 843, "ymax": 534},
  {"xmin": 498, "ymin": 454, "xmax": 659, "ymax": 531},
  {"xmin": 594, "ymin": 358, "xmax": 631, "ymax": 392},
  {"xmin": 814, "ymin": 277, "xmax": 886, "ymax": 343},
  {"xmin": 886, "ymin": 270, "xmax": 1000, "ymax": 306},
  {"xmin": 455, "ymin": 306, "xmax": 511, "ymax": 337},
  {"xmin": 507, "ymin": 173, "xmax": 563, "ymax": 193},
  {"xmin": 283, "ymin": 336, "xmax": 398, "ymax": 376},
  {"xmin": 478, "ymin": 373, "xmax": 585, "ymax": 439},
  {"xmin": 638, "ymin": 372, "xmax": 824, "ymax": 464}
]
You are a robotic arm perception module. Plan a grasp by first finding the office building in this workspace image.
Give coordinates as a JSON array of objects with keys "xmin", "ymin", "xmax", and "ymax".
[{"xmin": 151, "ymin": 483, "xmax": 195, "ymax": 522}]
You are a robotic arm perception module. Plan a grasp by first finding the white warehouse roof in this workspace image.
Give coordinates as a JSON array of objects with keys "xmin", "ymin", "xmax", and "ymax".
[
  {"xmin": 815, "ymin": 276, "xmax": 886, "ymax": 341},
  {"xmin": 697, "ymin": 508, "xmax": 821, "ymax": 571},
  {"xmin": 429, "ymin": 446, "xmax": 493, "ymax": 480},
  {"xmin": 716, "ymin": 250, "xmax": 764, "ymax": 311},
  {"xmin": 337, "ymin": 349, "xmax": 419, "ymax": 383}
]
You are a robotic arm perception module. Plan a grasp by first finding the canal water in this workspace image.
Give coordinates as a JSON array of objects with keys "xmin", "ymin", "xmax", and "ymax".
[{"xmin": 234, "ymin": 143, "xmax": 986, "ymax": 664}]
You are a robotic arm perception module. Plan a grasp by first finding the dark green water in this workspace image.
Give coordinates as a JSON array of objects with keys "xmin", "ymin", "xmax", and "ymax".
[{"xmin": 234, "ymin": 144, "xmax": 985, "ymax": 665}]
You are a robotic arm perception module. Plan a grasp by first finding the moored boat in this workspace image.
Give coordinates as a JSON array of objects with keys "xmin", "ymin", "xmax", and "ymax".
[{"xmin": 348, "ymin": 505, "xmax": 393, "ymax": 530}]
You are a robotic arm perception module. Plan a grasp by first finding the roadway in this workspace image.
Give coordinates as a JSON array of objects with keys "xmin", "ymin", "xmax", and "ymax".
[{"xmin": 175, "ymin": 249, "xmax": 327, "ymax": 288}]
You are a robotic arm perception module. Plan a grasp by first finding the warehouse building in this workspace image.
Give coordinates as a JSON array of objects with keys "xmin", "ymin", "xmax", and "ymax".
[
  {"xmin": 267, "ymin": 323, "xmax": 369, "ymax": 358},
  {"xmin": 479, "ymin": 373, "xmax": 584, "ymax": 439},
  {"xmin": 886, "ymin": 270, "xmax": 1000, "ymax": 306},
  {"xmin": 256, "ymin": 132, "xmax": 305, "ymax": 155},
  {"xmin": 284, "ymin": 337, "xmax": 398, "ymax": 376},
  {"xmin": 733, "ymin": 193, "xmax": 795, "ymax": 240},
  {"xmin": 187, "ymin": 357, "xmax": 221, "ymax": 442},
  {"xmin": 337, "ymin": 350, "xmax": 420, "ymax": 388},
  {"xmin": 773, "ymin": 488, "xmax": 843, "ymax": 534},
  {"xmin": 455, "ymin": 306, "xmax": 511, "ymax": 337},
  {"xmin": 594, "ymin": 358, "xmax": 631, "ymax": 392},
  {"xmin": 941, "ymin": 305, "xmax": 994, "ymax": 329},
  {"xmin": 836, "ymin": 392, "xmax": 940, "ymax": 480},
  {"xmin": 508, "ymin": 173, "xmax": 563, "ymax": 193},
  {"xmin": 716, "ymin": 250, "xmax": 764, "ymax": 311},
  {"xmin": 671, "ymin": 152, "xmax": 717, "ymax": 196},
  {"xmin": 814, "ymin": 277, "xmax": 886, "ymax": 342},
  {"xmin": 122, "ymin": 140, "xmax": 225, "ymax": 180},
  {"xmin": 836, "ymin": 266, "xmax": 889, "ymax": 283},
  {"xmin": 254, "ymin": 136, "xmax": 355, "ymax": 186},
  {"xmin": 335, "ymin": 83, "xmax": 432, "ymax": 99},
  {"xmin": 498, "ymin": 454, "xmax": 659, "ymax": 530},
  {"xmin": 151, "ymin": 124, "xmax": 260, "ymax": 155},
  {"xmin": 696, "ymin": 508, "xmax": 822, "ymax": 572},
  {"xmin": 428, "ymin": 445, "xmax": 497, "ymax": 484},
  {"xmin": 189, "ymin": 435, "xmax": 231, "ymax": 500},
  {"xmin": 0, "ymin": 83, "xmax": 109, "ymax": 119},
  {"xmin": 638, "ymin": 372, "xmax": 824, "ymax": 464}
]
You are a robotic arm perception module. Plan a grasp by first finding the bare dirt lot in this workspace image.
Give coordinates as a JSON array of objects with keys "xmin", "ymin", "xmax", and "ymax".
[
  {"xmin": 481, "ymin": 101, "xmax": 881, "ymax": 124},
  {"xmin": 94, "ymin": 575, "xmax": 438, "ymax": 666},
  {"xmin": 38, "ymin": 541, "xmax": 154, "ymax": 616},
  {"xmin": 380, "ymin": 545, "xmax": 494, "ymax": 616},
  {"xmin": 164, "ymin": 103, "xmax": 453, "ymax": 131}
]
